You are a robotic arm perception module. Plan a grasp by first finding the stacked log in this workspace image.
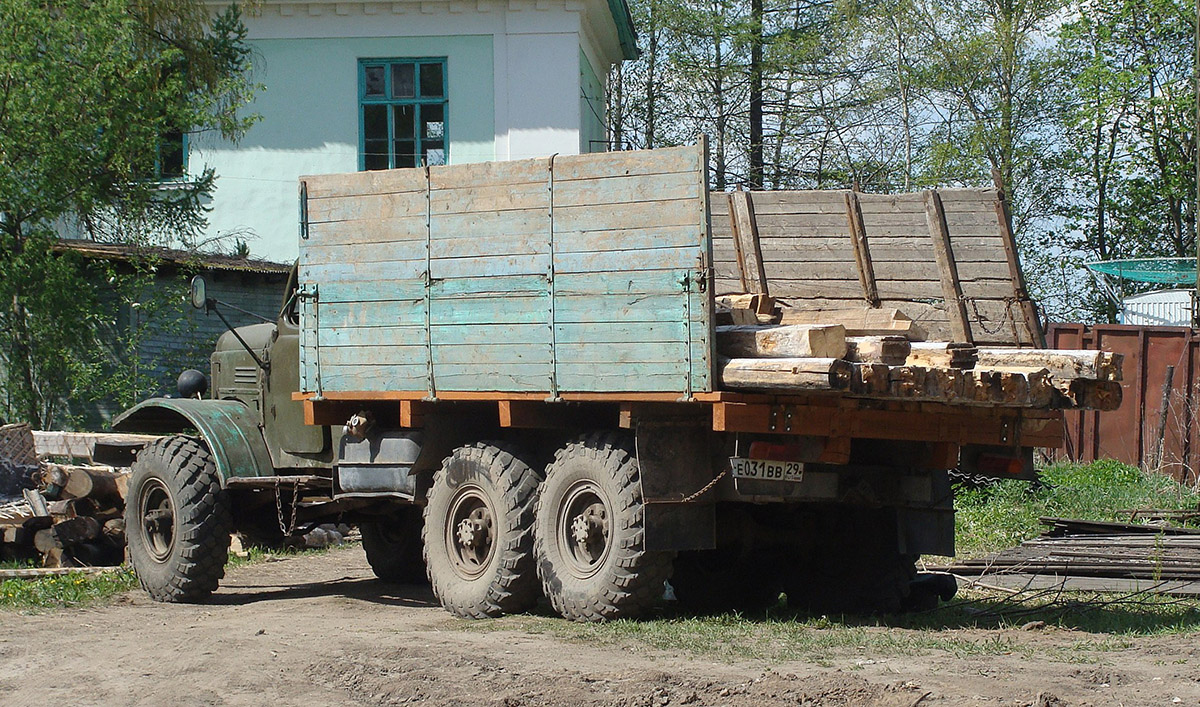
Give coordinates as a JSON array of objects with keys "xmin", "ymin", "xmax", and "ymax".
[{"xmin": 714, "ymin": 314, "xmax": 1123, "ymax": 411}]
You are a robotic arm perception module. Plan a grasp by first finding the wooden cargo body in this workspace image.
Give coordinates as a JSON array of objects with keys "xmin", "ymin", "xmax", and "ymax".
[{"xmin": 298, "ymin": 144, "xmax": 713, "ymax": 400}]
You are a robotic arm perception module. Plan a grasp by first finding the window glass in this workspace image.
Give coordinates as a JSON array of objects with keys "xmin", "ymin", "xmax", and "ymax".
[
  {"xmin": 419, "ymin": 63, "xmax": 443, "ymax": 98},
  {"xmin": 364, "ymin": 66, "xmax": 385, "ymax": 97},
  {"xmin": 392, "ymin": 63, "xmax": 415, "ymax": 99},
  {"xmin": 359, "ymin": 59, "xmax": 448, "ymax": 170}
]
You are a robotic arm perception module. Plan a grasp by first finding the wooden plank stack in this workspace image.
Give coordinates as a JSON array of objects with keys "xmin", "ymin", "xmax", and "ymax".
[{"xmin": 714, "ymin": 308, "xmax": 1123, "ymax": 411}]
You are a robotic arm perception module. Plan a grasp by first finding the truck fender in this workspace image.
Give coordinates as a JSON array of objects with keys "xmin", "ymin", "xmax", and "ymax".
[{"xmin": 111, "ymin": 398, "xmax": 275, "ymax": 484}]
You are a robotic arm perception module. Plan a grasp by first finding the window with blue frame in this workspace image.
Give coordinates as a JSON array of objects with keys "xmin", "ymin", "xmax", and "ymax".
[{"xmin": 360, "ymin": 58, "xmax": 448, "ymax": 170}]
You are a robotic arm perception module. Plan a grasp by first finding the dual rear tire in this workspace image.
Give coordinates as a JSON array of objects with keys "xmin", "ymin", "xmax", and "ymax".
[{"xmin": 423, "ymin": 434, "xmax": 673, "ymax": 621}]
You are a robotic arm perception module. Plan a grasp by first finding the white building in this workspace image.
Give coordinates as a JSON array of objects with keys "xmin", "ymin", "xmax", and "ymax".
[
  {"xmin": 1120, "ymin": 289, "xmax": 1194, "ymax": 327},
  {"xmin": 188, "ymin": 0, "xmax": 634, "ymax": 261}
]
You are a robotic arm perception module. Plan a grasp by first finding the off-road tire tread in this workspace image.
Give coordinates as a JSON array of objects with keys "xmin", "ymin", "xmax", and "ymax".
[
  {"xmin": 362, "ymin": 506, "xmax": 426, "ymax": 583},
  {"xmin": 125, "ymin": 436, "xmax": 232, "ymax": 603},
  {"xmin": 535, "ymin": 432, "xmax": 675, "ymax": 622},
  {"xmin": 422, "ymin": 442, "xmax": 541, "ymax": 619}
]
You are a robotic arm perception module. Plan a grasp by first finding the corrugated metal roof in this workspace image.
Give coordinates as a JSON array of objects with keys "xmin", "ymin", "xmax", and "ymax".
[{"xmin": 55, "ymin": 239, "xmax": 292, "ymax": 274}]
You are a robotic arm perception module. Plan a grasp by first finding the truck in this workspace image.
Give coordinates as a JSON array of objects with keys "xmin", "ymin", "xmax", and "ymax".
[{"xmin": 113, "ymin": 143, "xmax": 1112, "ymax": 620}]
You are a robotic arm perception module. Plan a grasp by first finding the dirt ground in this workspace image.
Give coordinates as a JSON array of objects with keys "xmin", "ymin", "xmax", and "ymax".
[{"xmin": 2, "ymin": 546, "xmax": 1200, "ymax": 707}]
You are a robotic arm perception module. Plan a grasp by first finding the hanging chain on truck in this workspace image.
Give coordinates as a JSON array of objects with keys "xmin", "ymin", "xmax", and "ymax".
[{"xmin": 275, "ymin": 477, "xmax": 299, "ymax": 536}]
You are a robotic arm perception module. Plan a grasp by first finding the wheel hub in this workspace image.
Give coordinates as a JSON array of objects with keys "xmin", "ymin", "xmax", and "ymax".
[
  {"xmin": 558, "ymin": 482, "xmax": 612, "ymax": 579},
  {"xmin": 445, "ymin": 486, "xmax": 496, "ymax": 580},
  {"xmin": 138, "ymin": 478, "xmax": 176, "ymax": 563}
]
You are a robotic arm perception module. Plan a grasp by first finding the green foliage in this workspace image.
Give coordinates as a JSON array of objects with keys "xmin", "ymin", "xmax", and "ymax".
[
  {"xmin": 955, "ymin": 460, "xmax": 1200, "ymax": 557},
  {"xmin": 0, "ymin": 0, "xmax": 259, "ymax": 427},
  {"xmin": 0, "ymin": 568, "xmax": 138, "ymax": 611}
]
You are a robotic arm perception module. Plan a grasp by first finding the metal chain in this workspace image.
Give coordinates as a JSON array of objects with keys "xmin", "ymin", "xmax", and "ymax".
[
  {"xmin": 275, "ymin": 477, "xmax": 299, "ymax": 536},
  {"xmin": 679, "ymin": 470, "xmax": 728, "ymax": 504}
]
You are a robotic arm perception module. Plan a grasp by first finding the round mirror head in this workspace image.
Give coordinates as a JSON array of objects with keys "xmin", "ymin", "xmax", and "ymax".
[{"xmin": 189, "ymin": 275, "xmax": 208, "ymax": 310}]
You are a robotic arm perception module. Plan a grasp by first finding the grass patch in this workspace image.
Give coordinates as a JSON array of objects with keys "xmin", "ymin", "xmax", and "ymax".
[
  {"xmin": 0, "ymin": 567, "xmax": 138, "ymax": 611},
  {"xmin": 954, "ymin": 459, "xmax": 1200, "ymax": 557}
]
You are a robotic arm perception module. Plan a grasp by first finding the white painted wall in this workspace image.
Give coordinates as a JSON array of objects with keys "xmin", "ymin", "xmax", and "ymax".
[{"xmin": 189, "ymin": 0, "xmax": 626, "ymax": 262}]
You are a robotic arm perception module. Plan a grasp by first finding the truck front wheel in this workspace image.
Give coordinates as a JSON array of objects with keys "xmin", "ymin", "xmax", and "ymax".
[
  {"xmin": 422, "ymin": 442, "xmax": 541, "ymax": 618},
  {"xmin": 125, "ymin": 436, "xmax": 232, "ymax": 602},
  {"xmin": 534, "ymin": 433, "xmax": 674, "ymax": 621}
]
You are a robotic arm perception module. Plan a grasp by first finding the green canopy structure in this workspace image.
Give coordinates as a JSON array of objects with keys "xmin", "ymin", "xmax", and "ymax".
[{"xmin": 1086, "ymin": 257, "xmax": 1198, "ymax": 285}]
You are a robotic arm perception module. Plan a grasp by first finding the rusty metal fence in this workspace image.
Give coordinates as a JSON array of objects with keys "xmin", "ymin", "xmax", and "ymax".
[{"xmin": 1049, "ymin": 323, "xmax": 1200, "ymax": 480}]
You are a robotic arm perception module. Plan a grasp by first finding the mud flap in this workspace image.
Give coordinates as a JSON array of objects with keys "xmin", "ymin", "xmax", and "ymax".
[{"xmin": 635, "ymin": 420, "xmax": 716, "ymax": 552}]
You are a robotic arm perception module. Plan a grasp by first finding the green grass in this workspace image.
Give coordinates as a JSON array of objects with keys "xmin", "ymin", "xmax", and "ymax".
[
  {"xmin": 954, "ymin": 459, "xmax": 1200, "ymax": 558},
  {"xmin": 0, "ymin": 567, "xmax": 138, "ymax": 610}
]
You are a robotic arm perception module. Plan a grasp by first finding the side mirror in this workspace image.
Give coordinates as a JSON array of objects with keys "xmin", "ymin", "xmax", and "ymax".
[{"xmin": 189, "ymin": 275, "xmax": 208, "ymax": 310}]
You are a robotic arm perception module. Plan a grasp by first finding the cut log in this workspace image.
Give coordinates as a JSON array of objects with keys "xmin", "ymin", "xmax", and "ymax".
[
  {"xmin": 40, "ymin": 464, "xmax": 126, "ymax": 505},
  {"xmin": 849, "ymin": 363, "xmax": 891, "ymax": 396},
  {"xmin": 53, "ymin": 515, "xmax": 101, "ymax": 545},
  {"xmin": 779, "ymin": 306, "xmax": 927, "ymax": 340},
  {"xmin": 718, "ymin": 357, "xmax": 851, "ymax": 392},
  {"xmin": 716, "ymin": 324, "xmax": 847, "ymax": 359},
  {"xmin": 1054, "ymin": 379, "xmax": 1123, "ymax": 411},
  {"xmin": 976, "ymin": 348, "xmax": 1123, "ymax": 382},
  {"xmin": 907, "ymin": 342, "xmax": 979, "ymax": 369},
  {"xmin": 845, "ymin": 336, "xmax": 910, "ymax": 365}
]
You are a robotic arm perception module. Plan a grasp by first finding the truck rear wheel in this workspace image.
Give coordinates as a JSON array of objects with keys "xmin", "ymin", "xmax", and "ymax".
[
  {"xmin": 125, "ymin": 436, "xmax": 232, "ymax": 602},
  {"xmin": 423, "ymin": 442, "xmax": 541, "ymax": 618},
  {"xmin": 362, "ymin": 507, "xmax": 426, "ymax": 583},
  {"xmin": 534, "ymin": 433, "xmax": 674, "ymax": 621}
]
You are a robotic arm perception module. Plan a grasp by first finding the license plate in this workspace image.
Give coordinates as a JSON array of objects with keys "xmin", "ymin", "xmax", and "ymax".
[{"xmin": 730, "ymin": 457, "xmax": 804, "ymax": 482}]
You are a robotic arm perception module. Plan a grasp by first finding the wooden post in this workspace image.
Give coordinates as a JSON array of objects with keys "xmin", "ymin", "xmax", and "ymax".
[
  {"xmin": 991, "ymin": 170, "xmax": 1046, "ymax": 346},
  {"xmin": 1152, "ymin": 365, "xmax": 1176, "ymax": 471},
  {"xmin": 923, "ymin": 189, "xmax": 974, "ymax": 344},
  {"xmin": 729, "ymin": 190, "xmax": 769, "ymax": 296},
  {"xmin": 844, "ymin": 190, "xmax": 880, "ymax": 307}
]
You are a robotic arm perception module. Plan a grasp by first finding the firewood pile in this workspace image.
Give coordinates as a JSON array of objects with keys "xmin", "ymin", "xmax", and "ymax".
[
  {"xmin": 715, "ymin": 296, "xmax": 1122, "ymax": 410},
  {"xmin": 0, "ymin": 424, "xmax": 141, "ymax": 570}
]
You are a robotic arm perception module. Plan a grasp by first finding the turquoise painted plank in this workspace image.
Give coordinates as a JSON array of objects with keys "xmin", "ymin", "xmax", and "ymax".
[
  {"xmin": 430, "ymin": 232, "xmax": 548, "ymax": 260},
  {"xmin": 554, "ymin": 225, "xmax": 703, "ymax": 255},
  {"xmin": 553, "ymin": 270, "xmax": 688, "ymax": 296},
  {"xmin": 317, "ymin": 279, "xmax": 426, "ymax": 305},
  {"xmin": 554, "ymin": 246, "xmax": 701, "ymax": 275},
  {"xmin": 554, "ymin": 341, "xmax": 691, "ymax": 365},
  {"xmin": 303, "ymin": 260, "xmax": 424, "ymax": 283},
  {"xmin": 432, "ymin": 365, "xmax": 548, "ymax": 392},
  {"xmin": 308, "ymin": 191, "xmax": 428, "ymax": 224},
  {"xmin": 319, "ymin": 345, "xmax": 427, "ymax": 367},
  {"xmin": 316, "ymin": 324, "xmax": 426, "ymax": 347},
  {"xmin": 429, "ymin": 297, "xmax": 548, "ymax": 326},
  {"xmin": 317, "ymin": 364, "xmax": 429, "ymax": 392},
  {"xmin": 554, "ymin": 321, "xmax": 687, "ymax": 344},
  {"xmin": 430, "ymin": 253, "xmax": 551, "ymax": 279},
  {"xmin": 431, "ymin": 274, "xmax": 546, "ymax": 297},
  {"xmin": 319, "ymin": 302, "xmax": 423, "ymax": 330},
  {"xmin": 431, "ymin": 181, "xmax": 548, "ymax": 215},
  {"xmin": 303, "ymin": 168, "xmax": 426, "ymax": 200},
  {"xmin": 554, "ymin": 294, "xmax": 704, "ymax": 324},
  {"xmin": 431, "ymin": 323, "xmax": 550, "ymax": 346},
  {"xmin": 302, "ymin": 234, "xmax": 427, "ymax": 265},
  {"xmin": 430, "ymin": 209, "xmax": 548, "ymax": 240},
  {"xmin": 554, "ymin": 365, "xmax": 689, "ymax": 393},
  {"xmin": 553, "ymin": 198, "xmax": 699, "ymax": 233},
  {"xmin": 431, "ymin": 343, "xmax": 551, "ymax": 365},
  {"xmin": 304, "ymin": 216, "xmax": 428, "ymax": 249},
  {"xmin": 552, "ymin": 145, "xmax": 701, "ymax": 183},
  {"xmin": 429, "ymin": 157, "xmax": 549, "ymax": 190},
  {"xmin": 551, "ymin": 171, "xmax": 700, "ymax": 208}
]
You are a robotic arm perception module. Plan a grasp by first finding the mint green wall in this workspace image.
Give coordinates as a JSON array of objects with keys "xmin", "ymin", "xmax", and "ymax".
[
  {"xmin": 193, "ymin": 35, "xmax": 494, "ymax": 261},
  {"xmin": 579, "ymin": 49, "xmax": 605, "ymax": 154}
]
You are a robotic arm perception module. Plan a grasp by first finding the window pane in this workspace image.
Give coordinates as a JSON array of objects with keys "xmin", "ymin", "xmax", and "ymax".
[
  {"xmin": 161, "ymin": 129, "xmax": 185, "ymax": 178},
  {"xmin": 364, "ymin": 66, "xmax": 385, "ymax": 97},
  {"xmin": 364, "ymin": 141, "xmax": 389, "ymax": 170},
  {"xmin": 422, "ymin": 103, "xmax": 444, "ymax": 140},
  {"xmin": 395, "ymin": 140, "xmax": 417, "ymax": 168},
  {"xmin": 419, "ymin": 63, "xmax": 443, "ymax": 98},
  {"xmin": 392, "ymin": 63, "xmax": 415, "ymax": 98},
  {"xmin": 393, "ymin": 105, "xmax": 415, "ymax": 142},
  {"xmin": 423, "ymin": 145, "xmax": 446, "ymax": 167},
  {"xmin": 363, "ymin": 105, "xmax": 387, "ymax": 141}
]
